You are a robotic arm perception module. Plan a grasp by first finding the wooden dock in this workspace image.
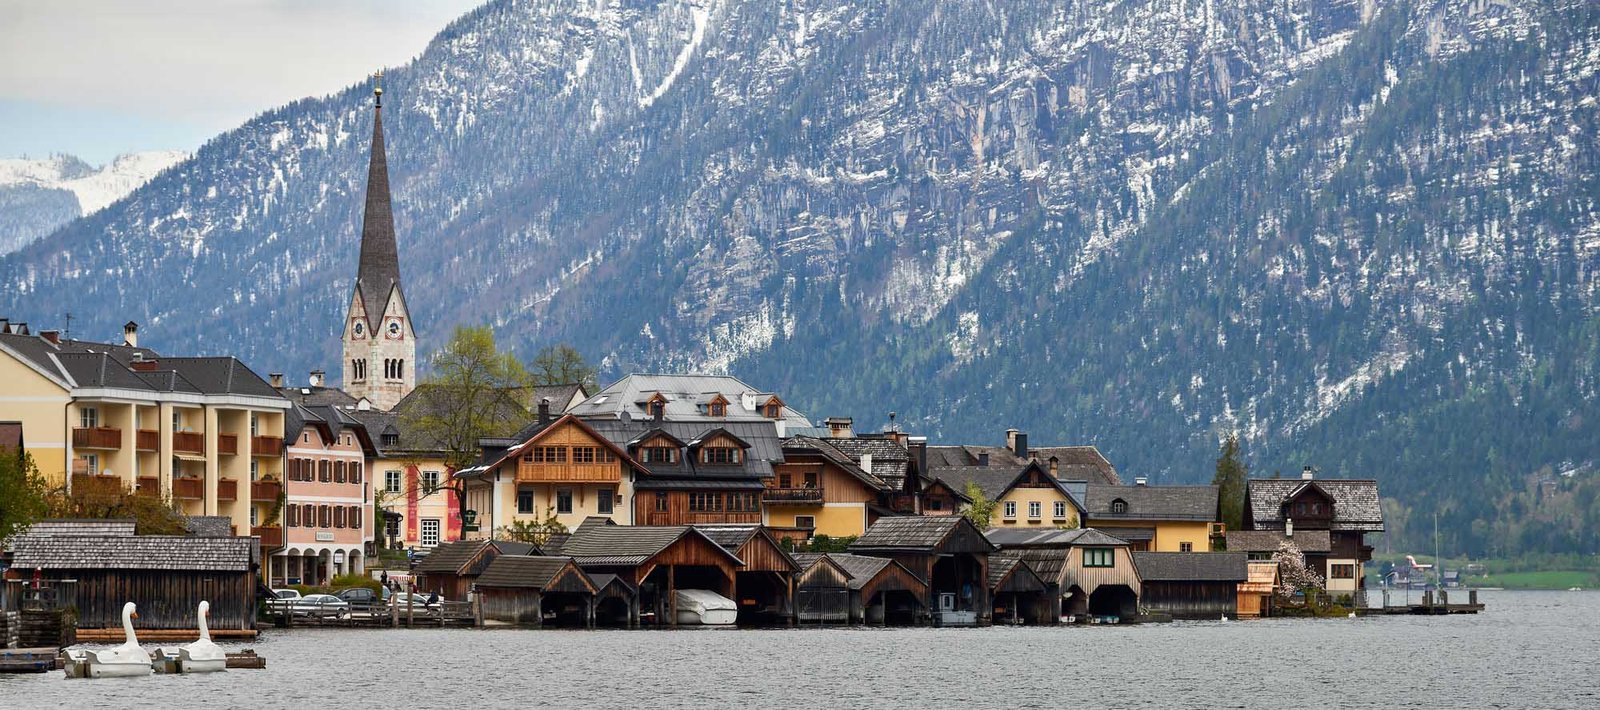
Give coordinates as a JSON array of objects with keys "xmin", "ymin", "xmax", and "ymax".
[
  {"xmin": 0, "ymin": 648, "xmax": 62, "ymax": 673},
  {"xmin": 75, "ymin": 627, "xmax": 259, "ymax": 642},
  {"xmin": 1363, "ymin": 589, "xmax": 1485, "ymax": 615},
  {"xmin": 262, "ymin": 599, "xmax": 478, "ymax": 628}
]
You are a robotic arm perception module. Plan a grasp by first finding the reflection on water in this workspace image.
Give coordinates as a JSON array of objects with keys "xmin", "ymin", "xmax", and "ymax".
[{"xmin": 3, "ymin": 590, "xmax": 1594, "ymax": 709}]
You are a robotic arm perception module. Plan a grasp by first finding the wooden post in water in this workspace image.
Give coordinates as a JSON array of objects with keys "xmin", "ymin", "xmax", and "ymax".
[
  {"xmin": 406, "ymin": 588, "xmax": 415, "ymax": 628},
  {"xmin": 473, "ymin": 595, "xmax": 483, "ymax": 628},
  {"xmin": 668, "ymin": 565, "xmax": 677, "ymax": 629},
  {"xmin": 390, "ymin": 594, "xmax": 399, "ymax": 628},
  {"xmin": 585, "ymin": 598, "xmax": 595, "ymax": 629}
]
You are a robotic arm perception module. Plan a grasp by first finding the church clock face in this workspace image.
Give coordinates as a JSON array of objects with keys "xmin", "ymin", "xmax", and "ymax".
[
  {"xmin": 386, "ymin": 318, "xmax": 403, "ymax": 340},
  {"xmin": 351, "ymin": 319, "xmax": 366, "ymax": 340}
]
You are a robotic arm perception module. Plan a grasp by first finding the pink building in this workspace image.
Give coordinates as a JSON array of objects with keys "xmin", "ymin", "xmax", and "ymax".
[{"xmin": 269, "ymin": 403, "xmax": 375, "ymax": 586}]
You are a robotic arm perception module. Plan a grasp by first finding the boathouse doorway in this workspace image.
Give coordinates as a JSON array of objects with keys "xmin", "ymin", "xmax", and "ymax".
[{"xmin": 1088, "ymin": 584, "xmax": 1138, "ymax": 619}]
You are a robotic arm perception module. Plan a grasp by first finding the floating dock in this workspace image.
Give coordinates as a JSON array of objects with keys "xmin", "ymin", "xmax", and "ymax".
[{"xmin": 1363, "ymin": 589, "xmax": 1485, "ymax": 615}]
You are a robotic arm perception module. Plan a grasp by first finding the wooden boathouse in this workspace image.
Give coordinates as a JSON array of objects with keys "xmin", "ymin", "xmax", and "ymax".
[
  {"xmin": 695, "ymin": 526, "xmax": 800, "ymax": 624},
  {"xmin": 1134, "ymin": 552, "xmax": 1249, "ymax": 619},
  {"xmin": 989, "ymin": 551, "xmax": 1056, "ymax": 625},
  {"xmin": 793, "ymin": 553, "xmax": 928, "ymax": 625},
  {"xmin": 985, "ymin": 527, "xmax": 1143, "ymax": 621},
  {"xmin": 414, "ymin": 539, "xmax": 539, "ymax": 601},
  {"xmin": 6, "ymin": 527, "xmax": 257, "ymax": 635},
  {"xmin": 559, "ymin": 525, "xmax": 744, "ymax": 626},
  {"xmin": 850, "ymin": 516, "xmax": 995, "ymax": 625},
  {"xmin": 474, "ymin": 556, "xmax": 597, "ymax": 627}
]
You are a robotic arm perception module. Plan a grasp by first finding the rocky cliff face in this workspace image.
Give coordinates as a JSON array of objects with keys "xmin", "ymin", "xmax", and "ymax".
[{"xmin": 3, "ymin": 0, "xmax": 1596, "ymax": 553}]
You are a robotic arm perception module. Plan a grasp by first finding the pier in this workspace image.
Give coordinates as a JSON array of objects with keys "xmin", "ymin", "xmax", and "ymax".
[
  {"xmin": 1364, "ymin": 589, "xmax": 1485, "ymax": 615},
  {"xmin": 262, "ymin": 598, "xmax": 478, "ymax": 628}
]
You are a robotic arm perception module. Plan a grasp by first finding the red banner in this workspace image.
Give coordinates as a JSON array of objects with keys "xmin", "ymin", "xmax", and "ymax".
[{"xmin": 405, "ymin": 465, "xmax": 419, "ymax": 543}]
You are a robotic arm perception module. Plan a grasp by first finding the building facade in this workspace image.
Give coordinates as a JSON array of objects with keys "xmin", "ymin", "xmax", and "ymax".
[
  {"xmin": 1083, "ymin": 482, "xmax": 1220, "ymax": 552},
  {"xmin": 461, "ymin": 413, "xmax": 643, "ymax": 538},
  {"xmin": 272, "ymin": 402, "xmax": 376, "ymax": 585}
]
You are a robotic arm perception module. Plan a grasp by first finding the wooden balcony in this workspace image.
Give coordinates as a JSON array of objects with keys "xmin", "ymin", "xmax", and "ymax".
[
  {"xmin": 135, "ymin": 429, "xmax": 159, "ymax": 452},
  {"xmin": 515, "ymin": 462, "xmax": 621, "ymax": 484},
  {"xmin": 645, "ymin": 511, "xmax": 761, "ymax": 526},
  {"xmin": 250, "ymin": 436, "xmax": 284, "ymax": 457},
  {"xmin": 217, "ymin": 434, "xmax": 238, "ymax": 456},
  {"xmin": 136, "ymin": 476, "xmax": 160, "ymax": 497},
  {"xmin": 252, "ymin": 525, "xmax": 283, "ymax": 549},
  {"xmin": 217, "ymin": 478, "xmax": 238, "ymax": 501},
  {"xmin": 762, "ymin": 487, "xmax": 825, "ymax": 505},
  {"xmin": 172, "ymin": 477, "xmax": 205, "ymax": 500},
  {"xmin": 172, "ymin": 432, "xmax": 204, "ymax": 455},
  {"xmin": 71, "ymin": 474, "xmax": 123, "ymax": 493},
  {"xmin": 71, "ymin": 427, "xmax": 122, "ymax": 450},
  {"xmin": 251, "ymin": 479, "xmax": 282, "ymax": 501}
]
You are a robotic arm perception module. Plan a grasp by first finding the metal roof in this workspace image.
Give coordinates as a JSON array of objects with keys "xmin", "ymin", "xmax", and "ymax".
[{"xmin": 570, "ymin": 374, "xmax": 811, "ymax": 428}]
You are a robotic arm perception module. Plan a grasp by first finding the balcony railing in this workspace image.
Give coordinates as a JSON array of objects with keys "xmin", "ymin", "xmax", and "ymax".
[
  {"xmin": 217, "ymin": 478, "xmax": 238, "ymax": 501},
  {"xmin": 252, "ymin": 525, "xmax": 283, "ymax": 548},
  {"xmin": 217, "ymin": 434, "xmax": 238, "ymax": 456},
  {"xmin": 172, "ymin": 432, "xmax": 204, "ymax": 455},
  {"xmin": 251, "ymin": 436, "xmax": 284, "ymax": 457},
  {"xmin": 762, "ymin": 486, "xmax": 825, "ymax": 504},
  {"xmin": 135, "ymin": 430, "xmax": 159, "ymax": 452},
  {"xmin": 71, "ymin": 473, "xmax": 123, "ymax": 493},
  {"xmin": 136, "ymin": 476, "xmax": 160, "ymax": 497},
  {"xmin": 71, "ymin": 427, "xmax": 122, "ymax": 450},
  {"xmin": 172, "ymin": 477, "xmax": 205, "ymax": 500},
  {"xmin": 251, "ymin": 479, "xmax": 282, "ymax": 501},
  {"xmin": 645, "ymin": 511, "xmax": 762, "ymax": 526}
]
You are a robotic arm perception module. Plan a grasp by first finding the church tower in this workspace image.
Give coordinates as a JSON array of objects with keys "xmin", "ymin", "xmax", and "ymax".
[{"xmin": 342, "ymin": 73, "xmax": 415, "ymax": 411}]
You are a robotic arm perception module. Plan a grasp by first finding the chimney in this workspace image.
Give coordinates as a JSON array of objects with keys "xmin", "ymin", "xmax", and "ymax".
[
  {"xmin": 1301, "ymin": 466, "xmax": 1314, "ymax": 480},
  {"xmin": 908, "ymin": 436, "xmax": 928, "ymax": 478},
  {"xmin": 978, "ymin": 452, "xmax": 990, "ymax": 467},
  {"xmin": 1005, "ymin": 428, "xmax": 1018, "ymax": 451},
  {"xmin": 40, "ymin": 330, "xmax": 60, "ymax": 345},
  {"xmin": 538, "ymin": 397, "xmax": 552, "ymax": 424},
  {"xmin": 12, "ymin": 322, "xmax": 27, "ymax": 335},
  {"xmin": 269, "ymin": 373, "xmax": 284, "ymax": 388},
  {"xmin": 130, "ymin": 355, "xmax": 158, "ymax": 371},
  {"xmin": 860, "ymin": 454, "xmax": 873, "ymax": 475},
  {"xmin": 652, "ymin": 403, "xmax": 664, "ymax": 426},
  {"xmin": 1285, "ymin": 518, "xmax": 1294, "ymax": 537},
  {"xmin": 309, "ymin": 370, "xmax": 325, "ymax": 388},
  {"xmin": 1013, "ymin": 432, "xmax": 1028, "ymax": 458},
  {"xmin": 0, "ymin": 318, "xmax": 9, "ymax": 333},
  {"xmin": 1134, "ymin": 476, "xmax": 1148, "ymax": 486},
  {"xmin": 825, "ymin": 417, "xmax": 855, "ymax": 438},
  {"xmin": 1048, "ymin": 457, "xmax": 1059, "ymax": 478},
  {"xmin": 123, "ymin": 320, "xmax": 139, "ymax": 348}
]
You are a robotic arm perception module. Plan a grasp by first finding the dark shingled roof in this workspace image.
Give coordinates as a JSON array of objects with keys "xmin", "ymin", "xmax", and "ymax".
[
  {"xmin": 1246, "ymin": 478, "xmax": 1385, "ymax": 532},
  {"xmin": 793, "ymin": 553, "xmax": 905, "ymax": 591},
  {"xmin": 10, "ymin": 535, "xmax": 253, "ymax": 571},
  {"xmin": 819, "ymin": 437, "xmax": 914, "ymax": 488},
  {"xmin": 20, "ymin": 519, "xmax": 137, "ymax": 538},
  {"xmin": 184, "ymin": 516, "xmax": 234, "ymax": 537},
  {"xmin": 560, "ymin": 525, "xmax": 743, "ymax": 567},
  {"xmin": 852, "ymin": 516, "xmax": 994, "ymax": 552},
  {"xmin": 1224, "ymin": 529, "xmax": 1333, "ymax": 554},
  {"xmin": 1085, "ymin": 484, "xmax": 1219, "ymax": 521},
  {"xmin": 354, "ymin": 93, "xmax": 403, "ymax": 328},
  {"xmin": 475, "ymin": 556, "xmax": 588, "ymax": 590},
  {"xmin": 782, "ymin": 437, "xmax": 890, "ymax": 490},
  {"xmin": 541, "ymin": 533, "xmax": 571, "ymax": 556},
  {"xmin": 415, "ymin": 539, "xmax": 493, "ymax": 575},
  {"xmin": 1133, "ymin": 552, "xmax": 1249, "ymax": 582}
]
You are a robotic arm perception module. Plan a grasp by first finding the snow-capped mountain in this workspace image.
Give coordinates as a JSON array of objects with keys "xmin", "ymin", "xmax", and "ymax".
[
  {"xmin": 0, "ymin": 151, "xmax": 187, "ymax": 254},
  {"xmin": 2, "ymin": 0, "xmax": 1597, "ymax": 554}
]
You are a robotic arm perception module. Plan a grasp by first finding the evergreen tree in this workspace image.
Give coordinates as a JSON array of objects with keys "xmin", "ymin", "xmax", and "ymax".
[{"xmin": 1213, "ymin": 434, "xmax": 1248, "ymax": 533}]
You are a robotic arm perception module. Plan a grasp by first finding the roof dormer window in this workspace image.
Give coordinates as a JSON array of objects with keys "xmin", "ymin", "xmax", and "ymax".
[
  {"xmin": 704, "ymin": 394, "xmax": 729, "ymax": 417},
  {"xmin": 762, "ymin": 396, "xmax": 784, "ymax": 419},
  {"xmin": 1110, "ymin": 498, "xmax": 1128, "ymax": 514},
  {"xmin": 702, "ymin": 446, "xmax": 741, "ymax": 465},
  {"xmin": 646, "ymin": 393, "xmax": 668, "ymax": 418}
]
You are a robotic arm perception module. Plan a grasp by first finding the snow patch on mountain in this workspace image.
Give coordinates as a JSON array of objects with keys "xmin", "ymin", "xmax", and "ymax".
[{"xmin": 0, "ymin": 151, "xmax": 188, "ymax": 216}]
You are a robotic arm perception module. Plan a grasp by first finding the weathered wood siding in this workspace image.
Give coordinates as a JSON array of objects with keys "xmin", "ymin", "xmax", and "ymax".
[
  {"xmin": 1141, "ymin": 580, "xmax": 1239, "ymax": 618},
  {"xmin": 1061, "ymin": 546, "xmax": 1142, "ymax": 597},
  {"xmin": 480, "ymin": 589, "xmax": 542, "ymax": 625},
  {"xmin": 66, "ymin": 570, "xmax": 254, "ymax": 631},
  {"xmin": 798, "ymin": 560, "xmax": 851, "ymax": 590},
  {"xmin": 735, "ymin": 534, "xmax": 798, "ymax": 573},
  {"xmin": 636, "ymin": 491, "xmax": 762, "ymax": 526}
]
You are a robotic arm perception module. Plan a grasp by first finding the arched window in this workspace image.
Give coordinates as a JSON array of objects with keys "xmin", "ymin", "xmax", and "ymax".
[
  {"xmin": 1110, "ymin": 499, "xmax": 1128, "ymax": 514},
  {"xmin": 396, "ymin": 359, "xmax": 404, "ymax": 379}
]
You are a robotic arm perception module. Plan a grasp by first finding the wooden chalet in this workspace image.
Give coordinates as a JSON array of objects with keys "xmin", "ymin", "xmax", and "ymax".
[
  {"xmin": 6, "ymin": 525, "xmax": 257, "ymax": 634},
  {"xmin": 792, "ymin": 553, "xmax": 928, "ymax": 625},
  {"xmin": 558, "ymin": 524, "xmax": 745, "ymax": 626},
  {"xmin": 768, "ymin": 437, "xmax": 896, "ymax": 539},
  {"xmin": 985, "ymin": 527, "xmax": 1143, "ymax": 621},
  {"xmin": 1238, "ymin": 561, "xmax": 1280, "ymax": 618},
  {"xmin": 696, "ymin": 526, "xmax": 799, "ymax": 624},
  {"xmin": 474, "ymin": 556, "xmax": 598, "ymax": 627},
  {"xmin": 414, "ymin": 539, "xmax": 539, "ymax": 600},
  {"xmin": 989, "ymin": 551, "xmax": 1056, "ymax": 625},
  {"xmin": 1133, "ymin": 552, "xmax": 1249, "ymax": 619},
  {"xmin": 850, "ymin": 516, "xmax": 994, "ymax": 626},
  {"xmin": 1245, "ymin": 471, "xmax": 1384, "ymax": 596}
]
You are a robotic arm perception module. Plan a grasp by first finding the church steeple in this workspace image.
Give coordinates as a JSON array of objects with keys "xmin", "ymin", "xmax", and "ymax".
[
  {"xmin": 342, "ymin": 70, "xmax": 415, "ymax": 412},
  {"xmin": 356, "ymin": 70, "xmax": 402, "ymax": 328}
]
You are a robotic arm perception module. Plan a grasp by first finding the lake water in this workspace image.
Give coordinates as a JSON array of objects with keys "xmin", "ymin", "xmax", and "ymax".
[{"xmin": 2, "ymin": 590, "xmax": 1593, "ymax": 709}]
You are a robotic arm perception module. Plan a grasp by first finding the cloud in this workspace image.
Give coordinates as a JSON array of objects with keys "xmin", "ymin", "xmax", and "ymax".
[{"xmin": 0, "ymin": 0, "xmax": 484, "ymax": 161}]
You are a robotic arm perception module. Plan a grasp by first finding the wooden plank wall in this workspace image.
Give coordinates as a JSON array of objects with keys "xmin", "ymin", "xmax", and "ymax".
[
  {"xmin": 480, "ymin": 589, "xmax": 541, "ymax": 625},
  {"xmin": 68, "ymin": 570, "xmax": 253, "ymax": 631},
  {"xmin": 1142, "ymin": 581, "xmax": 1239, "ymax": 618}
]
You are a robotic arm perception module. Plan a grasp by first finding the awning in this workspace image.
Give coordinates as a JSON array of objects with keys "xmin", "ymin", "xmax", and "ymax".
[{"xmin": 174, "ymin": 452, "xmax": 207, "ymax": 462}]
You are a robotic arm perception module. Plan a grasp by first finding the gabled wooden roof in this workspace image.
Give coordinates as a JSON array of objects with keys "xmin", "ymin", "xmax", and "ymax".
[
  {"xmin": 851, "ymin": 516, "xmax": 995, "ymax": 554},
  {"xmin": 476, "ymin": 556, "xmax": 596, "ymax": 594}
]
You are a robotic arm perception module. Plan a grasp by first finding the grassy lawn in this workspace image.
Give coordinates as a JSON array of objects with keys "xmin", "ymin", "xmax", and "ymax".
[{"xmin": 1474, "ymin": 570, "xmax": 1596, "ymax": 590}]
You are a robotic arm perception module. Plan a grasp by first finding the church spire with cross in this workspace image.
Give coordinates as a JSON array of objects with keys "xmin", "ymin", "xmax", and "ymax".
[{"xmin": 342, "ymin": 70, "xmax": 416, "ymax": 411}]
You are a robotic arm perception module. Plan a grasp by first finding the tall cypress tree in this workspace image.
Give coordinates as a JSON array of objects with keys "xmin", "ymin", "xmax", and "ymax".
[{"xmin": 1213, "ymin": 434, "xmax": 1248, "ymax": 533}]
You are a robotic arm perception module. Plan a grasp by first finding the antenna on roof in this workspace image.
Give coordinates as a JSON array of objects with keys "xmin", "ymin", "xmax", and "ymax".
[{"xmin": 62, "ymin": 311, "xmax": 72, "ymax": 340}]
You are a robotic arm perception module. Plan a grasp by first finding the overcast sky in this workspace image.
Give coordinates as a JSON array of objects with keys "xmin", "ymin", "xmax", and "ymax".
[{"xmin": 0, "ymin": 0, "xmax": 485, "ymax": 164}]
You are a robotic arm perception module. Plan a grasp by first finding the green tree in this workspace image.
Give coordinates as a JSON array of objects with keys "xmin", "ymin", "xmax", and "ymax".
[
  {"xmin": 401, "ymin": 325, "xmax": 535, "ymax": 471},
  {"xmin": 1213, "ymin": 434, "xmax": 1248, "ymax": 533},
  {"xmin": 47, "ymin": 476, "xmax": 187, "ymax": 535},
  {"xmin": 962, "ymin": 481, "xmax": 997, "ymax": 530},
  {"xmin": 0, "ymin": 450, "xmax": 52, "ymax": 545},
  {"xmin": 498, "ymin": 507, "xmax": 568, "ymax": 547},
  {"xmin": 530, "ymin": 344, "xmax": 598, "ymax": 390}
]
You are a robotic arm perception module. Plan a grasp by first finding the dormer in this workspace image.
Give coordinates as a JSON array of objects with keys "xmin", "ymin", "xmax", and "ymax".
[
  {"xmin": 1110, "ymin": 498, "xmax": 1129, "ymax": 514},
  {"xmin": 761, "ymin": 395, "xmax": 785, "ymax": 419},
  {"xmin": 690, "ymin": 428, "xmax": 750, "ymax": 466},
  {"xmin": 1283, "ymin": 483, "xmax": 1335, "ymax": 526},
  {"xmin": 702, "ymin": 394, "xmax": 730, "ymax": 417},
  {"xmin": 629, "ymin": 429, "xmax": 686, "ymax": 465},
  {"xmin": 643, "ymin": 393, "xmax": 669, "ymax": 419}
]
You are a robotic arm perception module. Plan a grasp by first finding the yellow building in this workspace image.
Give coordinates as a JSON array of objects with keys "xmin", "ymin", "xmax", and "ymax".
[
  {"xmin": 458, "ymin": 413, "xmax": 643, "ymax": 539},
  {"xmin": 765, "ymin": 437, "xmax": 897, "ymax": 539},
  {"xmin": 931, "ymin": 461, "xmax": 1085, "ymax": 529},
  {"xmin": 1083, "ymin": 482, "xmax": 1221, "ymax": 552},
  {"xmin": 0, "ymin": 322, "xmax": 289, "ymax": 542}
]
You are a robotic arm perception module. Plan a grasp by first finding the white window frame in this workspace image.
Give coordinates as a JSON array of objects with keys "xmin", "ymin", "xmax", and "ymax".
[
  {"xmin": 80, "ymin": 407, "xmax": 99, "ymax": 429},
  {"xmin": 596, "ymin": 488, "xmax": 614, "ymax": 515},
  {"xmin": 1003, "ymin": 501, "xmax": 1017, "ymax": 518},
  {"xmin": 1028, "ymin": 501, "xmax": 1042, "ymax": 519},
  {"xmin": 420, "ymin": 518, "xmax": 441, "ymax": 546},
  {"xmin": 1054, "ymin": 501, "xmax": 1068, "ymax": 519},
  {"xmin": 422, "ymin": 470, "xmax": 440, "ymax": 493},
  {"xmin": 385, "ymin": 470, "xmax": 402, "ymax": 494}
]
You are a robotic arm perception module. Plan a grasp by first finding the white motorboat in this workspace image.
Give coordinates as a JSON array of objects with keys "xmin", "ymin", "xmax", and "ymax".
[
  {"xmin": 154, "ymin": 600, "xmax": 226, "ymax": 673},
  {"xmin": 64, "ymin": 602, "xmax": 152, "ymax": 678},
  {"xmin": 673, "ymin": 589, "xmax": 737, "ymax": 625}
]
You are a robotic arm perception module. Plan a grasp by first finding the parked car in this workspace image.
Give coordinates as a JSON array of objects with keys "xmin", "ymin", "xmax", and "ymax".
[
  {"xmin": 335, "ymin": 586, "xmax": 391, "ymax": 609},
  {"xmin": 292, "ymin": 594, "xmax": 351, "ymax": 618},
  {"xmin": 271, "ymin": 588, "xmax": 302, "ymax": 601}
]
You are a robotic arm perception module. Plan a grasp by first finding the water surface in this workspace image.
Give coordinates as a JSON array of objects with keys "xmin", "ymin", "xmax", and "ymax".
[{"xmin": 3, "ymin": 590, "xmax": 1591, "ymax": 709}]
